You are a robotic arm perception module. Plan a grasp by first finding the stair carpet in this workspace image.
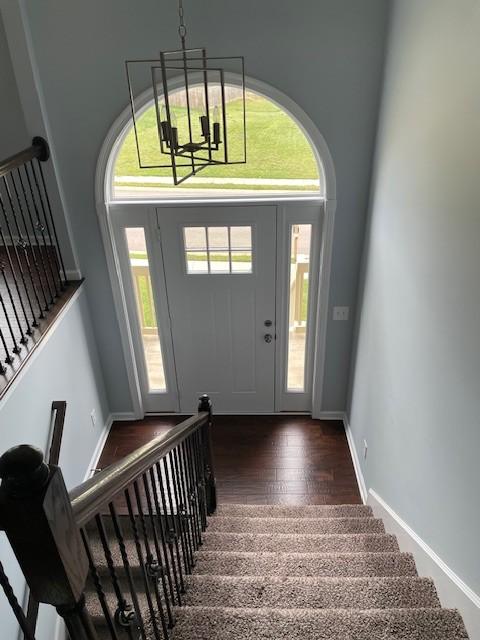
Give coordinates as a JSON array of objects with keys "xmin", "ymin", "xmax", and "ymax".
[{"xmin": 87, "ymin": 503, "xmax": 469, "ymax": 639}]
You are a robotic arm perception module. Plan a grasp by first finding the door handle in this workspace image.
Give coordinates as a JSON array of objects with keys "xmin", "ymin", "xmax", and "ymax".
[{"xmin": 264, "ymin": 333, "xmax": 273, "ymax": 343}]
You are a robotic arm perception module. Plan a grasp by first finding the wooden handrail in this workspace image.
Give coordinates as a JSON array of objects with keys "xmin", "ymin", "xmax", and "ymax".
[
  {"xmin": 0, "ymin": 137, "xmax": 50, "ymax": 179},
  {"xmin": 70, "ymin": 412, "xmax": 209, "ymax": 527}
]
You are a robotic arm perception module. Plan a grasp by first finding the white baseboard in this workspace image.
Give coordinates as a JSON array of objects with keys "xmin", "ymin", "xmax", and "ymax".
[
  {"xmin": 369, "ymin": 489, "xmax": 480, "ymax": 640},
  {"xmin": 65, "ymin": 269, "xmax": 82, "ymax": 280},
  {"xmin": 111, "ymin": 411, "xmax": 137, "ymax": 421},
  {"xmin": 83, "ymin": 414, "xmax": 114, "ymax": 480},
  {"xmin": 317, "ymin": 411, "xmax": 345, "ymax": 420},
  {"xmin": 342, "ymin": 413, "xmax": 368, "ymax": 503}
]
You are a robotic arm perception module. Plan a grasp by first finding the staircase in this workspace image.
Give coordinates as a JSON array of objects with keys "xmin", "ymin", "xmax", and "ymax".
[
  {"xmin": 0, "ymin": 409, "xmax": 470, "ymax": 640},
  {"xmin": 87, "ymin": 503, "xmax": 469, "ymax": 640}
]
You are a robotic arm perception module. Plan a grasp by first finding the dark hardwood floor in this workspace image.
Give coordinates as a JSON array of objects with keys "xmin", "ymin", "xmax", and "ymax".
[{"xmin": 98, "ymin": 414, "xmax": 361, "ymax": 505}]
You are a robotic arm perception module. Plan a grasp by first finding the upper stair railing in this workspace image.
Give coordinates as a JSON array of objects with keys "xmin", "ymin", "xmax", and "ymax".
[
  {"xmin": 0, "ymin": 395, "xmax": 216, "ymax": 640},
  {"xmin": 0, "ymin": 137, "xmax": 68, "ymax": 374}
]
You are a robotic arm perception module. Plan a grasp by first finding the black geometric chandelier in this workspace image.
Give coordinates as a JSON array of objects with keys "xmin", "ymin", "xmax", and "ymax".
[{"xmin": 126, "ymin": 0, "xmax": 246, "ymax": 185}]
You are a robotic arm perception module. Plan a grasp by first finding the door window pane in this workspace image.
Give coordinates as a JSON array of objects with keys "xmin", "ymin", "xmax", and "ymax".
[
  {"xmin": 230, "ymin": 226, "xmax": 252, "ymax": 250},
  {"xmin": 125, "ymin": 228, "xmax": 167, "ymax": 391},
  {"xmin": 184, "ymin": 226, "xmax": 207, "ymax": 250},
  {"xmin": 184, "ymin": 225, "xmax": 253, "ymax": 274},
  {"xmin": 207, "ymin": 226, "xmax": 229, "ymax": 250},
  {"xmin": 231, "ymin": 251, "xmax": 252, "ymax": 273},
  {"xmin": 210, "ymin": 252, "xmax": 230, "ymax": 273},
  {"xmin": 287, "ymin": 224, "xmax": 312, "ymax": 391}
]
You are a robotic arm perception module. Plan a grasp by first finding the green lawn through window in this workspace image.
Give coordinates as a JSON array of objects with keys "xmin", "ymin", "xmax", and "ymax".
[{"xmin": 114, "ymin": 92, "xmax": 320, "ymax": 191}]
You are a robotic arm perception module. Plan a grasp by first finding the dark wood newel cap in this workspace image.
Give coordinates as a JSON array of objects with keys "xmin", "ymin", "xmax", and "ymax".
[
  {"xmin": 32, "ymin": 136, "xmax": 50, "ymax": 162},
  {"xmin": 198, "ymin": 394, "xmax": 212, "ymax": 413},
  {"xmin": 0, "ymin": 444, "xmax": 50, "ymax": 493}
]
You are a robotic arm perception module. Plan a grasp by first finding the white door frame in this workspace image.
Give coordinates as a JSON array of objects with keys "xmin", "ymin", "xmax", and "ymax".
[{"xmin": 95, "ymin": 74, "xmax": 337, "ymax": 418}]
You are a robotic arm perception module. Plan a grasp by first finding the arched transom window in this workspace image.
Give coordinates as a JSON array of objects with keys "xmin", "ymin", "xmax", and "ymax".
[{"xmin": 112, "ymin": 86, "xmax": 323, "ymax": 199}]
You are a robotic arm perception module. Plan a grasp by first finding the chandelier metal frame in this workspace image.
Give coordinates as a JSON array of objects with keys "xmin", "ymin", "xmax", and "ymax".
[{"xmin": 125, "ymin": 1, "xmax": 246, "ymax": 185}]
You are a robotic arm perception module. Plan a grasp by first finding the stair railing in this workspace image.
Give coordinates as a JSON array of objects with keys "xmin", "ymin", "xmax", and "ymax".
[
  {"xmin": 0, "ymin": 395, "xmax": 216, "ymax": 640},
  {"xmin": 0, "ymin": 137, "xmax": 68, "ymax": 374}
]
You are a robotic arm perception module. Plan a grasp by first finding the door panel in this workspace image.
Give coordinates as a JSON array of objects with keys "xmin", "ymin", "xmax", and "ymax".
[{"xmin": 158, "ymin": 205, "xmax": 276, "ymax": 413}]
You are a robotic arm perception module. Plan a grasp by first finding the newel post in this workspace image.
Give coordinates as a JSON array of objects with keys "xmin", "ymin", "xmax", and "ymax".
[
  {"xmin": 198, "ymin": 394, "xmax": 217, "ymax": 515},
  {"xmin": 0, "ymin": 445, "xmax": 98, "ymax": 640}
]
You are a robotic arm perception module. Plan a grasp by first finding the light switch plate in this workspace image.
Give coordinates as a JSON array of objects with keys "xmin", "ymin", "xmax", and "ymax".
[{"xmin": 333, "ymin": 306, "xmax": 349, "ymax": 321}]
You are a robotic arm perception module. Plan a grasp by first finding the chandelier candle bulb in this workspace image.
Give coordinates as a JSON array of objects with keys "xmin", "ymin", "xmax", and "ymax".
[
  {"xmin": 161, "ymin": 120, "xmax": 171, "ymax": 145},
  {"xmin": 213, "ymin": 122, "xmax": 221, "ymax": 146},
  {"xmin": 200, "ymin": 115, "xmax": 209, "ymax": 138},
  {"xmin": 171, "ymin": 127, "xmax": 179, "ymax": 151}
]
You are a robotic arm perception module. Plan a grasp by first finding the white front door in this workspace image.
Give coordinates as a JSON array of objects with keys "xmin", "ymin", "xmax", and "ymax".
[{"xmin": 158, "ymin": 205, "xmax": 276, "ymax": 413}]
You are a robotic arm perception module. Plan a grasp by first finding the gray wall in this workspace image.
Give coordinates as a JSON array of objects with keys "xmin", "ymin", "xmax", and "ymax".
[
  {"xmin": 0, "ymin": 288, "xmax": 110, "ymax": 640},
  {"xmin": 17, "ymin": 0, "xmax": 390, "ymax": 412},
  {"xmin": 0, "ymin": 10, "xmax": 29, "ymax": 157},
  {"xmin": 349, "ymin": 0, "xmax": 480, "ymax": 595}
]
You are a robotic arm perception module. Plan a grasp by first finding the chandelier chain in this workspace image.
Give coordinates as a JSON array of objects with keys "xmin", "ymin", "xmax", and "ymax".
[{"xmin": 178, "ymin": 0, "xmax": 187, "ymax": 43}]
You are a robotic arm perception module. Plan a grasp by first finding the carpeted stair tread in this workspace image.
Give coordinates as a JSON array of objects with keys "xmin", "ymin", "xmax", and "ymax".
[
  {"xmin": 207, "ymin": 516, "xmax": 385, "ymax": 534},
  {"xmin": 202, "ymin": 531, "xmax": 399, "ymax": 553},
  {"xmin": 183, "ymin": 575, "xmax": 441, "ymax": 609},
  {"xmin": 215, "ymin": 503, "xmax": 373, "ymax": 518},
  {"xmin": 171, "ymin": 606, "xmax": 469, "ymax": 640},
  {"xmin": 193, "ymin": 550, "xmax": 418, "ymax": 577},
  {"xmin": 82, "ymin": 501, "xmax": 470, "ymax": 640}
]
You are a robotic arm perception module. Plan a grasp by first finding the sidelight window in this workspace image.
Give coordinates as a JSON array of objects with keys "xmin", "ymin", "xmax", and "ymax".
[
  {"xmin": 125, "ymin": 228, "xmax": 167, "ymax": 391},
  {"xmin": 286, "ymin": 224, "xmax": 312, "ymax": 391}
]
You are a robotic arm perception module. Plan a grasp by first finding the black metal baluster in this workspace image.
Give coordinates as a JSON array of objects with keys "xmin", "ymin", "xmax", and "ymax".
[
  {"xmin": 192, "ymin": 430, "xmax": 206, "ymax": 535},
  {"xmin": 0, "ymin": 561, "xmax": 36, "ymax": 640},
  {"xmin": 180, "ymin": 438, "xmax": 200, "ymax": 549},
  {"xmin": 163, "ymin": 454, "xmax": 190, "ymax": 576},
  {"xmin": 109, "ymin": 502, "xmax": 148, "ymax": 640},
  {"xmin": 176, "ymin": 442, "xmax": 198, "ymax": 554},
  {"xmin": 148, "ymin": 466, "xmax": 181, "ymax": 606},
  {"xmin": 156, "ymin": 460, "xmax": 185, "ymax": 595},
  {"xmin": 185, "ymin": 434, "xmax": 203, "ymax": 543},
  {"xmin": 185, "ymin": 430, "xmax": 205, "ymax": 545},
  {"xmin": 80, "ymin": 527, "xmax": 119, "ymax": 640},
  {"xmin": 16, "ymin": 167, "xmax": 50, "ymax": 314},
  {"xmin": 193, "ymin": 428, "xmax": 208, "ymax": 531},
  {"xmin": 21, "ymin": 164, "xmax": 54, "ymax": 307},
  {"xmin": 132, "ymin": 481, "xmax": 170, "ymax": 635},
  {"xmin": 30, "ymin": 160, "xmax": 63, "ymax": 291},
  {"xmin": 0, "ymin": 206, "xmax": 32, "ymax": 341},
  {"xmin": 199, "ymin": 394, "xmax": 217, "ymax": 515},
  {"xmin": 23, "ymin": 163, "xmax": 57, "ymax": 301},
  {"xmin": 0, "ymin": 261, "xmax": 24, "ymax": 352},
  {"xmin": 34, "ymin": 159, "xmax": 68, "ymax": 286},
  {"xmin": 190, "ymin": 430, "xmax": 205, "ymax": 544},
  {"xmin": 95, "ymin": 514, "xmax": 136, "ymax": 640},
  {"xmin": 4, "ymin": 174, "xmax": 42, "ymax": 324},
  {"xmin": 124, "ymin": 487, "xmax": 163, "ymax": 640},
  {"xmin": 0, "ymin": 326, "xmax": 9, "ymax": 371},
  {"xmin": 178, "ymin": 440, "xmax": 202, "ymax": 551},
  {"xmin": 171, "ymin": 446, "xmax": 195, "ymax": 566},
  {"xmin": 141, "ymin": 473, "xmax": 174, "ymax": 628}
]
